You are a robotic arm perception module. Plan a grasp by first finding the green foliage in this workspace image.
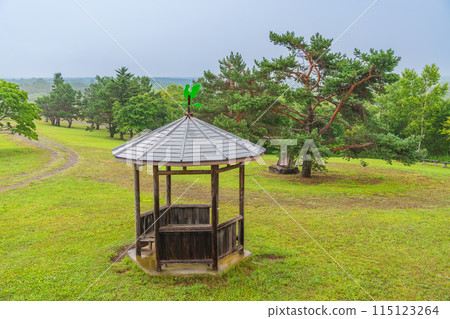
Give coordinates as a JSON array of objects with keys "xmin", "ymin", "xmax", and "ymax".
[
  {"xmin": 81, "ymin": 67, "xmax": 172, "ymax": 139},
  {"xmin": 0, "ymin": 79, "xmax": 41, "ymax": 139},
  {"xmin": 260, "ymin": 32, "xmax": 426, "ymax": 172},
  {"xmin": 5, "ymin": 77, "xmax": 93, "ymax": 102},
  {"xmin": 369, "ymin": 133, "xmax": 424, "ymax": 165},
  {"xmin": 374, "ymin": 64, "xmax": 450, "ymax": 156},
  {"xmin": 81, "ymin": 76, "xmax": 115, "ymax": 132},
  {"xmin": 35, "ymin": 73, "xmax": 81, "ymax": 128},
  {"xmin": 113, "ymin": 93, "xmax": 170, "ymax": 135},
  {"xmin": 197, "ymin": 32, "xmax": 416, "ymax": 176},
  {"xmin": 196, "ymin": 51, "xmax": 287, "ymax": 142},
  {"xmin": 12, "ymin": 71, "xmax": 194, "ymax": 140},
  {"xmin": 442, "ymin": 116, "xmax": 450, "ymax": 138},
  {"xmin": 158, "ymin": 84, "xmax": 185, "ymax": 120}
]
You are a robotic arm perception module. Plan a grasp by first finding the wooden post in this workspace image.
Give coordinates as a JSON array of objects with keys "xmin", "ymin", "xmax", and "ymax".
[
  {"xmin": 211, "ymin": 165, "xmax": 219, "ymax": 270},
  {"xmin": 134, "ymin": 164, "xmax": 141, "ymax": 256},
  {"xmin": 239, "ymin": 164, "xmax": 245, "ymax": 253},
  {"xmin": 166, "ymin": 166, "xmax": 171, "ymax": 224},
  {"xmin": 153, "ymin": 165, "xmax": 161, "ymax": 271}
]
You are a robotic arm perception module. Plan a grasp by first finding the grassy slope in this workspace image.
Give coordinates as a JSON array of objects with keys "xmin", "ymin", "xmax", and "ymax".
[
  {"xmin": 0, "ymin": 121, "xmax": 448, "ymax": 301},
  {"xmin": 0, "ymin": 136, "xmax": 50, "ymax": 180}
]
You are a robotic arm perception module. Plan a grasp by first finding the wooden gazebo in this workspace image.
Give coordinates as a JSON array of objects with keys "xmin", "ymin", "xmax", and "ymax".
[{"xmin": 112, "ymin": 113, "xmax": 265, "ymax": 272}]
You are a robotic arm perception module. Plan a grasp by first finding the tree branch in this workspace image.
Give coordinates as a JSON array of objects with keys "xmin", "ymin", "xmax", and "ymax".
[
  {"xmin": 279, "ymin": 104, "xmax": 308, "ymax": 118},
  {"xmin": 274, "ymin": 108, "xmax": 305, "ymax": 125},
  {"xmin": 312, "ymin": 115, "xmax": 351, "ymax": 128},
  {"xmin": 329, "ymin": 142, "xmax": 374, "ymax": 152},
  {"xmin": 321, "ymin": 137, "xmax": 335, "ymax": 144},
  {"xmin": 288, "ymin": 40, "xmax": 315, "ymax": 88},
  {"xmin": 312, "ymin": 91, "xmax": 340, "ymax": 110},
  {"xmin": 318, "ymin": 66, "xmax": 381, "ymax": 136}
]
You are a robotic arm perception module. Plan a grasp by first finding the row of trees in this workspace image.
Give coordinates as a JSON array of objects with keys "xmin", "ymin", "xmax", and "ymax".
[
  {"xmin": 2, "ymin": 31, "xmax": 448, "ymax": 178},
  {"xmin": 194, "ymin": 32, "xmax": 449, "ymax": 176},
  {"xmin": 36, "ymin": 68, "xmax": 183, "ymax": 138}
]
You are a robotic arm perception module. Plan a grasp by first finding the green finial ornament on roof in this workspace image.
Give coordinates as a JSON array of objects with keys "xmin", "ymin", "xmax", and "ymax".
[{"xmin": 181, "ymin": 84, "xmax": 201, "ymax": 114}]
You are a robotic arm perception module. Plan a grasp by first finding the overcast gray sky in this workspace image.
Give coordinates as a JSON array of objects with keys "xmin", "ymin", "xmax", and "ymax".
[{"xmin": 1, "ymin": 0, "xmax": 449, "ymax": 78}]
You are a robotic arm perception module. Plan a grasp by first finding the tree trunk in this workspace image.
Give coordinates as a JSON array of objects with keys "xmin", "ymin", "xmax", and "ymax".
[
  {"xmin": 418, "ymin": 89, "xmax": 429, "ymax": 152},
  {"xmin": 301, "ymin": 106, "xmax": 314, "ymax": 178},
  {"xmin": 305, "ymin": 106, "xmax": 314, "ymax": 133},
  {"xmin": 301, "ymin": 160, "xmax": 312, "ymax": 178},
  {"xmin": 120, "ymin": 132, "xmax": 124, "ymax": 140},
  {"xmin": 108, "ymin": 124, "xmax": 115, "ymax": 138},
  {"xmin": 68, "ymin": 120, "xmax": 72, "ymax": 128},
  {"xmin": 96, "ymin": 123, "xmax": 100, "ymax": 130},
  {"xmin": 418, "ymin": 101, "xmax": 426, "ymax": 152}
]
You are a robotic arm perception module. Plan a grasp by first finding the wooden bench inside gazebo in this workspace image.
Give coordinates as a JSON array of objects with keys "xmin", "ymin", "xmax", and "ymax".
[{"xmin": 112, "ymin": 113, "xmax": 265, "ymax": 274}]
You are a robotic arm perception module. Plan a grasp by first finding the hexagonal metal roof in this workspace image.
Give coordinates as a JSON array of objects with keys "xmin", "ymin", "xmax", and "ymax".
[{"xmin": 112, "ymin": 115, "xmax": 265, "ymax": 166}]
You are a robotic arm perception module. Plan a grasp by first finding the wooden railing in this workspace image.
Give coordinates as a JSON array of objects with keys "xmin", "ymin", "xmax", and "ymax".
[
  {"xmin": 140, "ymin": 205, "xmax": 168, "ymax": 235},
  {"xmin": 217, "ymin": 215, "xmax": 243, "ymax": 258},
  {"xmin": 140, "ymin": 204, "xmax": 211, "ymax": 235},
  {"xmin": 139, "ymin": 204, "xmax": 242, "ymax": 263}
]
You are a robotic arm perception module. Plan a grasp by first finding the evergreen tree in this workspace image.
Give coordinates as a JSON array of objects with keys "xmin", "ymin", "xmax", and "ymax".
[
  {"xmin": 196, "ymin": 52, "xmax": 286, "ymax": 141},
  {"xmin": 110, "ymin": 67, "xmax": 140, "ymax": 139},
  {"xmin": 254, "ymin": 31, "xmax": 409, "ymax": 177},
  {"xmin": 36, "ymin": 73, "xmax": 80, "ymax": 128},
  {"xmin": 81, "ymin": 76, "xmax": 115, "ymax": 133}
]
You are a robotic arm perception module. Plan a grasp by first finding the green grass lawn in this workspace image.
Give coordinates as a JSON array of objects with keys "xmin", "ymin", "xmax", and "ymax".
[
  {"xmin": 0, "ymin": 135, "xmax": 50, "ymax": 182},
  {"xmin": 0, "ymin": 121, "xmax": 448, "ymax": 301}
]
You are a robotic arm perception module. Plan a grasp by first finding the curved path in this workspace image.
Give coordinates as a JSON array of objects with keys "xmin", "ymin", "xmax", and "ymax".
[{"xmin": 0, "ymin": 136, "xmax": 79, "ymax": 192}]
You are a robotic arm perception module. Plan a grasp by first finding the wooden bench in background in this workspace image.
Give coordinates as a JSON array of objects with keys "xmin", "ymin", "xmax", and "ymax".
[{"xmin": 423, "ymin": 159, "xmax": 449, "ymax": 168}]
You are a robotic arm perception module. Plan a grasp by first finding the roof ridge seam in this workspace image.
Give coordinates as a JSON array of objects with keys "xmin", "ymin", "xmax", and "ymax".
[
  {"xmin": 190, "ymin": 117, "xmax": 228, "ymax": 159},
  {"xmin": 179, "ymin": 117, "xmax": 190, "ymax": 162},
  {"xmin": 196, "ymin": 118, "xmax": 265, "ymax": 155},
  {"xmin": 136, "ymin": 116, "xmax": 187, "ymax": 162},
  {"xmin": 112, "ymin": 117, "xmax": 184, "ymax": 155}
]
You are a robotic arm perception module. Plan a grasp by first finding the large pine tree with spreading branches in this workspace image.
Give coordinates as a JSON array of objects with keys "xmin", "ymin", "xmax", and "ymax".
[{"xmin": 198, "ymin": 32, "xmax": 423, "ymax": 177}]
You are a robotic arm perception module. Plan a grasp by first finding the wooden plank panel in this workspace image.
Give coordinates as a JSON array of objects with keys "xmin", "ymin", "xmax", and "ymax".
[
  {"xmin": 218, "ymin": 215, "xmax": 243, "ymax": 230},
  {"xmin": 159, "ymin": 232, "xmax": 212, "ymax": 260},
  {"xmin": 217, "ymin": 222, "xmax": 238, "ymax": 257}
]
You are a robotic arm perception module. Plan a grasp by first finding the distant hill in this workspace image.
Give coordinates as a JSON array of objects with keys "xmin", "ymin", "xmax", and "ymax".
[{"xmin": 3, "ymin": 77, "xmax": 197, "ymax": 102}]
